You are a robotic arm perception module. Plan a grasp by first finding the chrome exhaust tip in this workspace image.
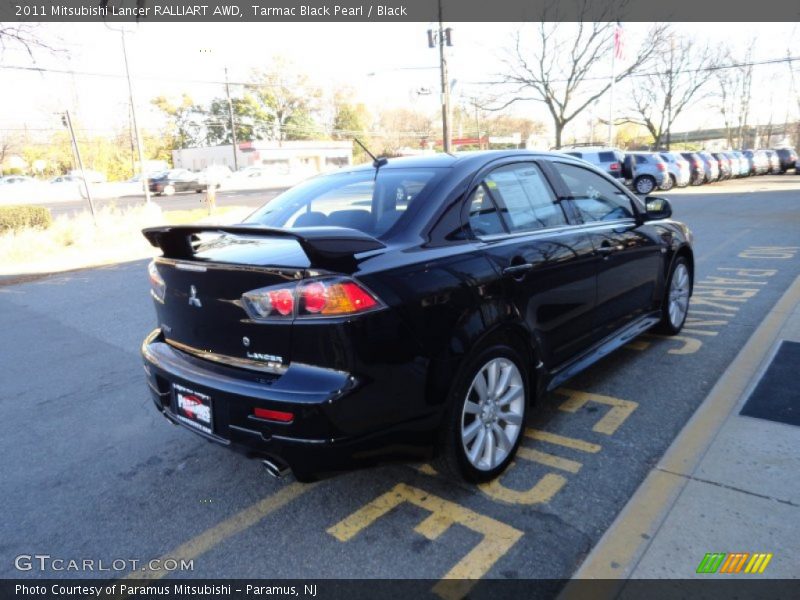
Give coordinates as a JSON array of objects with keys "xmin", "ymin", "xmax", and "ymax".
[{"xmin": 262, "ymin": 458, "xmax": 291, "ymax": 479}]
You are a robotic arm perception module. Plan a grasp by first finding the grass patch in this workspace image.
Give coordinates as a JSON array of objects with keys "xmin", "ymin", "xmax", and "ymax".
[{"xmin": 0, "ymin": 203, "xmax": 252, "ymax": 276}]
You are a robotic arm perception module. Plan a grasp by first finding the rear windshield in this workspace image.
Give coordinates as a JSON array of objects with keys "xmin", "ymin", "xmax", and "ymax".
[
  {"xmin": 246, "ymin": 167, "xmax": 444, "ymax": 238},
  {"xmin": 598, "ymin": 151, "xmax": 616, "ymax": 162}
]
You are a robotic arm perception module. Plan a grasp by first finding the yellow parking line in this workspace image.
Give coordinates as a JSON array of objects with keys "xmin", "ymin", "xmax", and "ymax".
[
  {"xmin": 129, "ymin": 481, "xmax": 315, "ymax": 580},
  {"xmin": 516, "ymin": 446, "xmax": 582, "ymax": 473},
  {"xmin": 525, "ymin": 429, "xmax": 601, "ymax": 453}
]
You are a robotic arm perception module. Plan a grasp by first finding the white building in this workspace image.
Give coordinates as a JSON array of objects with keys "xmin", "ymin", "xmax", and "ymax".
[{"xmin": 172, "ymin": 140, "xmax": 353, "ymax": 176}]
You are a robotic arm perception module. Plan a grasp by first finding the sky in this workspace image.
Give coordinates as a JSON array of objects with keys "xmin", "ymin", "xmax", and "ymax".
[{"xmin": 0, "ymin": 21, "xmax": 797, "ymax": 145}]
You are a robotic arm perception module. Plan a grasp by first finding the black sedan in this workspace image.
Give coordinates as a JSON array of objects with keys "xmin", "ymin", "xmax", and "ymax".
[
  {"xmin": 148, "ymin": 169, "xmax": 206, "ymax": 195},
  {"xmin": 141, "ymin": 151, "xmax": 694, "ymax": 482}
]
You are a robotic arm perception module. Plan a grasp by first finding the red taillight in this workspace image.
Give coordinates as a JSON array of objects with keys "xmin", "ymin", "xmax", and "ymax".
[
  {"xmin": 268, "ymin": 288, "xmax": 295, "ymax": 316},
  {"xmin": 609, "ymin": 162, "xmax": 621, "ymax": 171},
  {"xmin": 657, "ymin": 162, "xmax": 666, "ymax": 171},
  {"xmin": 253, "ymin": 407, "xmax": 294, "ymax": 423},
  {"xmin": 242, "ymin": 277, "xmax": 383, "ymax": 320},
  {"xmin": 693, "ymin": 160, "xmax": 700, "ymax": 168},
  {"xmin": 300, "ymin": 281, "xmax": 327, "ymax": 313}
]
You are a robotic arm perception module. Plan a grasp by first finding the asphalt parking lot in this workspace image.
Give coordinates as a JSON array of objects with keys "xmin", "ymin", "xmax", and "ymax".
[{"xmin": 1, "ymin": 175, "xmax": 799, "ymax": 593}]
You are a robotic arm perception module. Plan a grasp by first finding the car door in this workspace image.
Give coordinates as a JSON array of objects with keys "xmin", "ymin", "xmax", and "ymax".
[
  {"xmin": 466, "ymin": 161, "xmax": 597, "ymax": 367},
  {"xmin": 549, "ymin": 161, "xmax": 663, "ymax": 342}
]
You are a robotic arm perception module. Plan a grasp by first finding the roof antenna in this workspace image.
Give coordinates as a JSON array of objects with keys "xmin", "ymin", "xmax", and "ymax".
[{"xmin": 354, "ymin": 138, "xmax": 388, "ymax": 169}]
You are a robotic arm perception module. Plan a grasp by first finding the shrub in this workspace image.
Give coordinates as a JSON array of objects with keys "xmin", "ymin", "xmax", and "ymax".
[{"xmin": 0, "ymin": 205, "xmax": 53, "ymax": 233}]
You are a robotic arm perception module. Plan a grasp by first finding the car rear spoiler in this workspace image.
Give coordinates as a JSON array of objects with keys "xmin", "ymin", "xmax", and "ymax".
[{"xmin": 142, "ymin": 225, "xmax": 386, "ymax": 270}]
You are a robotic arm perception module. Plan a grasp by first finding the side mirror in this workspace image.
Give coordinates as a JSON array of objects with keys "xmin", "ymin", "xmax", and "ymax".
[{"xmin": 645, "ymin": 196, "xmax": 672, "ymax": 220}]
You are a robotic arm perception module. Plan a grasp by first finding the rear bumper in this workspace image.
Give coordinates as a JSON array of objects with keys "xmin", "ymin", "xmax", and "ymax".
[{"xmin": 141, "ymin": 329, "xmax": 436, "ymax": 475}]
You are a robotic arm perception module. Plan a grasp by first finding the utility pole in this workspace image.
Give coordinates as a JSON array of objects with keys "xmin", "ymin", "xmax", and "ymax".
[
  {"xmin": 119, "ymin": 28, "xmax": 152, "ymax": 204},
  {"xmin": 63, "ymin": 110, "xmax": 96, "ymax": 222},
  {"xmin": 429, "ymin": 0, "xmax": 452, "ymax": 153},
  {"xmin": 225, "ymin": 67, "xmax": 239, "ymax": 171}
]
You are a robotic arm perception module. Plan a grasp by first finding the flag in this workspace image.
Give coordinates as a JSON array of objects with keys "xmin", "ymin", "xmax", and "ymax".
[{"xmin": 613, "ymin": 22, "xmax": 624, "ymax": 60}]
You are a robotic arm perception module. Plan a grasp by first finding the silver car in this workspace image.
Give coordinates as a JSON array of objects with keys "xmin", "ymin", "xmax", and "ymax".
[
  {"xmin": 658, "ymin": 152, "xmax": 692, "ymax": 188},
  {"xmin": 561, "ymin": 146, "xmax": 625, "ymax": 181},
  {"xmin": 623, "ymin": 152, "xmax": 670, "ymax": 195}
]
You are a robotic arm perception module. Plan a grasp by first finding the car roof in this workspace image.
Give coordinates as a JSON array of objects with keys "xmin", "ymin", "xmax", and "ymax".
[{"xmin": 342, "ymin": 150, "xmax": 591, "ymax": 173}]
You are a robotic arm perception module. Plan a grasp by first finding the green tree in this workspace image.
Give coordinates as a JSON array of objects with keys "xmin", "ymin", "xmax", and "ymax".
[
  {"xmin": 151, "ymin": 94, "xmax": 204, "ymax": 149},
  {"xmin": 205, "ymin": 93, "xmax": 272, "ymax": 145},
  {"xmin": 250, "ymin": 57, "xmax": 323, "ymax": 141}
]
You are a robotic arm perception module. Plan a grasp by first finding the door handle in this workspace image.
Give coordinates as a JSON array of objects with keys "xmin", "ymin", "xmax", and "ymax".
[
  {"xmin": 597, "ymin": 243, "xmax": 624, "ymax": 256},
  {"xmin": 502, "ymin": 263, "xmax": 534, "ymax": 276}
]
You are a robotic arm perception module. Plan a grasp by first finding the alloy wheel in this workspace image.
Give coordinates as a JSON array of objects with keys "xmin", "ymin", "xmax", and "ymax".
[
  {"xmin": 668, "ymin": 263, "xmax": 690, "ymax": 328},
  {"xmin": 460, "ymin": 357, "xmax": 525, "ymax": 471},
  {"xmin": 635, "ymin": 177, "xmax": 655, "ymax": 195}
]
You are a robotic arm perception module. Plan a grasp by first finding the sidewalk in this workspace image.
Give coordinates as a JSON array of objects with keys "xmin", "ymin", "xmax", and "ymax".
[{"xmin": 569, "ymin": 273, "xmax": 800, "ymax": 583}]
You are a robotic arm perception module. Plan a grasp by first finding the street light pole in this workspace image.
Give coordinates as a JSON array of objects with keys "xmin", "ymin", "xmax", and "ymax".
[
  {"xmin": 119, "ymin": 28, "xmax": 152, "ymax": 204},
  {"xmin": 224, "ymin": 66, "xmax": 239, "ymax": 171},
  {"xmin": 63, "ymin": 109, "xmax": 96, "ymax": 221}
]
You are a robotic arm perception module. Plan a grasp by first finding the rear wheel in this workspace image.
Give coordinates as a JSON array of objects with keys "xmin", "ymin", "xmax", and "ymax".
[
  {"xmin": 656, "ymin": 256, "xmax": 691, "ymax": 335},
  {"xmin": 659, "ymin": 174, "xmax": 675, "ymax": 191},
  {"xmin": 434, "ymin": 345, "xmax": 529, "ymax": 483},
  {"xmin": 634, "ymin": 175, "xmax": 656, "ymax": 195}
]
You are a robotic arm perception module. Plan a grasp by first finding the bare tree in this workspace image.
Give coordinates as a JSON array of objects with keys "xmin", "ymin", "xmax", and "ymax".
[
  {"xmin": 624, "ymin": 34, "xmax": 720, "ymax": 149},
  {"xmin": 0, "ymin": 24, "xmax": 62, "ymax": 57},
  {"xmin": 715, "ymin": 43, "xmax": 754, "ymax": 149},
  {"xmin": 490, "ymin": 4, "xmax": 667, "ymax": 148}
]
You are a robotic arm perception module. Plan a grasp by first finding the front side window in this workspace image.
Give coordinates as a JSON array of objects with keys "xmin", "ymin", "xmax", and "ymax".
[
  {"xmin": 552, "ymin": 162, "xmax": 636, "ymax": 223},
  {"xmin": 483, "ymin": 163, "xmax": 567, "ymax": 232},
  {"xmin": 467, "ymin": 184, "xmax": 505, "ymax": 236},
  {"xmin": 246, "ymin": 167, "xmax": 443, "ymax": 238}
]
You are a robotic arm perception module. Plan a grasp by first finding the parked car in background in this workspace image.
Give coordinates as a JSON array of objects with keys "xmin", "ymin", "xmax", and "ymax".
[
  {"xmin": 148, "ymin": 169, "xmax": 206, "ymax": 196},
  {"xmin": 49, "ymin": 175, "xmax": 83, "ymax": 184},
  {"xmin": 678, "ymin": 152, "xmax": 706, "ymax": 186},
  {"xmin": 622, "ymin": 152, "xmax": 669, "ymax": 194},
  {"xmin": 774, "ymin": 147, "xmax": 797, "ymax": 173},
  {"xmin": 730, "ymin": 151, "xmax": 749, "ymax": 177},
  {"xmin": 764, "ymin": 150, "xmax": 782, "ymax": 174},
  {"xmin": 697, "ymin": 151, "xmax": 720, "ymax": 183},
  {"xmin": 0, "ymin": 175, "xmax": 36, "ymax": 185},
  {"xmin": 68, "ymin": 169, "xmax": 106, "ymax": 183},
  {"xmin": 742, "ymin": 149, "xmax": 769, "ymax": 175},
  {"xmin": 711, "ymin": 152, "xmax": 732, "ymax": 180},
  {"xmin": 658, "ymin": 152, "xmax": 691, "ymax": 188},
  {"xmin": 197, "ymin": 164, "xmax": 233, "ymax": 187},
  {"xmin": 140, "ymin": 150, "xmax": 694, "ymax": 482},
  {"xmin": 560, "ymin": 147, "xmax": 626, "ymax": 180}
]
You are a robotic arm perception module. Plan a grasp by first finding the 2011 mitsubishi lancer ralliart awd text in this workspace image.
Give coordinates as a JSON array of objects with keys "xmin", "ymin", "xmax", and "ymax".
[{"xmin": 140, "ymin": 150, "xmax": 694, "ymax": 482}]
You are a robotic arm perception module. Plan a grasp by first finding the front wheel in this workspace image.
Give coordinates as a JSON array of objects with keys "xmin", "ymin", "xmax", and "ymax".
[
  {"xmin": 656, "ymin": 256, "xmax": 692, "ymax": 335},
  {"xmin": 163, "ymin": 184, "xmax": 176, "ymax": 196},
  {"xmin": 634, "ymin": 176, "xmax": 656, "ymax": 195},
  {"xmin": 434, "ymin": 346, "xmax": 529, "ymax": 483}
]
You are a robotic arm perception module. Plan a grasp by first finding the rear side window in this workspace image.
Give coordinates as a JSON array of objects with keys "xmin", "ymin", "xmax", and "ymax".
[
  {"xmin": 564, "ymin": 152, "xmax": 583, "ymax": 158},
  {"xmin": 598, "ymin": 151, "xmax": 616, "ymax": 162},
  {"xmin": 552, "ymin": 162, "xmax": 635, "ymax": 223},
  {"xmin": 483, "ymin": 163, "xmax": 567, "ymax": 232}
]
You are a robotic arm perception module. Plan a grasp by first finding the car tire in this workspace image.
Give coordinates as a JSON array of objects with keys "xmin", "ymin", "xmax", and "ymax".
[
  {"xmin": 163, "ymin": 184, "xmax": 176, "ymax": 196},
  {"xmin": 433, "ymin": 344, "xmax": 529, "ymax": 483},
  {"xmin": 634, "ymin": 176, "xmax": 656, "ymax": 195},
  {"xmin": 655, "ymin": 256, "xmax": 692, "ymax": 336},
  {"xmin": 659, "ymin": 175, "xmax": 675, "ymax": 191}
]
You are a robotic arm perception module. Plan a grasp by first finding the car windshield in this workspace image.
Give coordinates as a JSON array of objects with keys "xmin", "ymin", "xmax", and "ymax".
[{"xmin": 246, "ymin": 167, "xmax": 445, "ymax": 238}]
